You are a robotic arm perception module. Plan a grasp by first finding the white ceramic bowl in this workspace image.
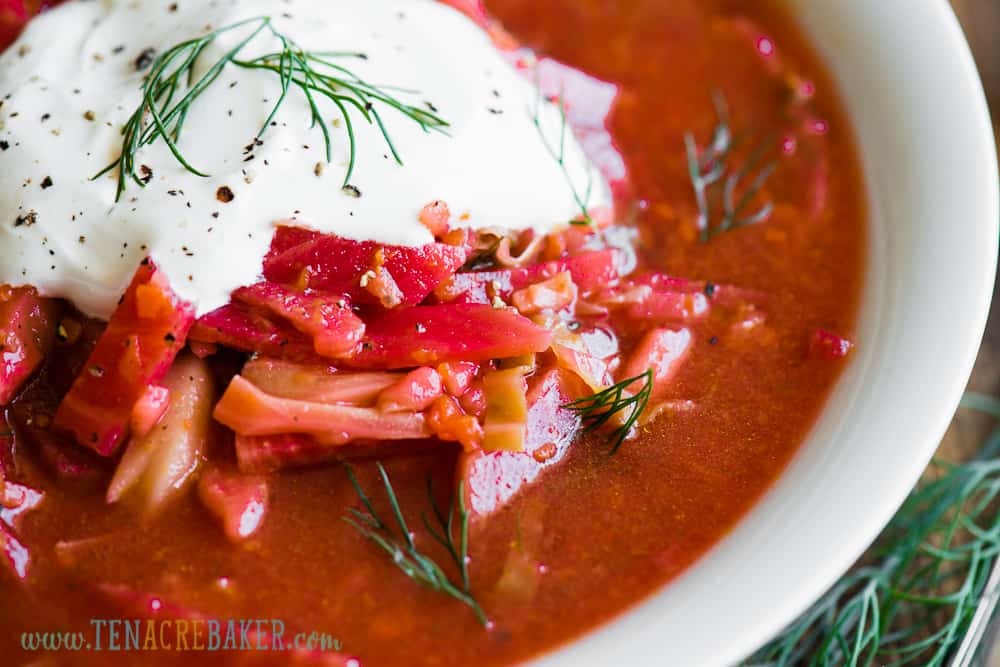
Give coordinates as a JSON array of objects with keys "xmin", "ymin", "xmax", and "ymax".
[{"xmin": 536, "ymin": 0, "xmax": 1000, "ymax": 665}]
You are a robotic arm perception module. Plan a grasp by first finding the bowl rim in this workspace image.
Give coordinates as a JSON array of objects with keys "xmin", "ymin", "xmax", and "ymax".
[{"xmin": 533, "ymin": 0, "xmax": 1000, "ymax": 665}]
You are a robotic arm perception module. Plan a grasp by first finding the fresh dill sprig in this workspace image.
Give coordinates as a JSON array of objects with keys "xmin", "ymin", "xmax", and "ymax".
[
  {"xmin": 343, "ymin": 463, "xmax": 487, "ymax": 626},
  {"xmin": 531, "ymin": 85, "xmax": 594, "ymax": 226},
  {"xmin": 685, "ymin": 90, "xmax": 777, "ymax": 242},
  {"xmin": 96, "ymin": 16, "xmax": 449, "ymax": 201},
  {"xmin": 424, "ymin": 476, "xmax": 472, "ymax": 592},
  {"xmin": 746, "ymin": 393, "xmax": 1000, "ymax": 667},
  {"xmin": 564, "ymin": 368, "xmax": 653, "ymax": 455}
]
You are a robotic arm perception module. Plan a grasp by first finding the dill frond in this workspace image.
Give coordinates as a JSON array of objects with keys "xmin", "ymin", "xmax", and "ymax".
[
  {"xmin": 564, "ymin": 368, "xmax": 654, "ymax": 455},
  {"xmin": 530, "ymin": 84, "xmax": 595, "ymax": 226},
  {"xmin": 96, "ymin": 16, "xmax": 448, "ymax": 201},
  {"xmin": 343, "ymin": 463, "xmax": 487, "ymax": 626},
  {"xmin": 747, "ymin": 393, "xmax": 1000, "ymax": 667},
  {"xmin": 685, "ymin": 90, "xmax": 777, "ymax": 242}
]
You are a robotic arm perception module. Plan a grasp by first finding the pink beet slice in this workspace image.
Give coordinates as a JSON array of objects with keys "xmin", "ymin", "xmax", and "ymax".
[
  {"xmin": 263, "ymin": 228, "xmax": 469, "ymax": 308},
  {"xmin": 130, "ymin": 385, "xmax": 170, "ymax": 438},
  {"xmin": 54, "ymin": 260, "xmax": 194, "ymax": 456},
  {"xmin": 619, "ymin": 328, "xmax": 693, "ymax": 397},
  {"xmin": 347, "ymin": 304, "xmax": 554, "ymax": 370},
  {"xmin": 0, "ymin": 286, "xmax": 60, "ymax": 405},
  {"xmin": 809, "ymin": 329, "xmax": 854, "ymax": 360},
  {"xmin": 233, "ymin": 282, "xmax": 365, "ymax": 359},
  {"xmin": 459, "ymin": 370, "xmax": 580, "ymax": 519},
  {"xmin": 235, "ymin": 433, "xmax": 443, "ymax": 473},
  {"xmin": 197, "ymin": 467, "xmax": 269, "ymax": 542},
  {"xmin": 189, "ymin": 303, "xmax": 320, "ymax": 363},
  {"xmin": 0, "ymin": 522, "xmax": 29, "ymax": 581},
  {"xmin": 377, "ymin": 367, "xmax": 443, "ymax": 413},
  {"xmin": 437, "ymin": 249, "xmax": 619, "ymax": 304},
  {"xmin": 626, "ymin": 291, "xmax": 711, "ymax": 322},
  {"xmin": 633, "ymin": 273, "xmax": 766, "ymax": 308},
  {"xmin": 267, "ymin": 225, "xmax": 320, "ymax": 257}
]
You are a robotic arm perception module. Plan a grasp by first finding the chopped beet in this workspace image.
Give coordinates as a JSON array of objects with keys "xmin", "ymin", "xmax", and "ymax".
[
  {"xmin": 632, "ymin": 273, "xmax": 766, "ymax": 308},
  {"xmin": 189, "ymin": 302, "xmax": 321, "ymax": 363},
  {"xmin": 376, "ymin": 367, "xmax": 443, "ymax": 413},
  {"xmin": 0, "ymin": 287, "xmax": 60, "ymax": 405},
  {"xmin": 267, "ymin": 225, "xmax": 322, "ymax": 257},
  {"xmin": 625, "ymin": 290, "xmax": 710, "ymax": 321},
  {"xmin": 130, "ymin": 384, "xmax": 170, "ymax": 438},
  {"xmin": 0, "ymin": 521, "xmax": 29, "ymax": 581},
  {"xmin": 235, "ymin": 433, "xmax": 333, "ymax": 473},
  {"xmin": 1, "ymin": 480, "xmax": 43, "ymax": 529},
  {"xmin": 436, "ymin": 249, "xmax": 619, "ymax": 304},
  {"xmin": 53, "ymin": 261, "xmax": 195, "ymax": 456},
  {"xmin": 809, "ymin": 328, "xmax": 855, "ymax": 360},
  {"xmin": 197, "ymin": 467, "xmax": 269, "ymax": 542},
  {"xmin": 233, "ymin": 282, "xmax": 365, "ymax": 359},
  {"xmin": 234, "ymin": 433, "xmax": 443, "ymax": 473},
  {"xmin": 347, "ymin": 304, "xmax": 554, "ymax": 369},
  {"xmin": 264, "ymin": 229, "xmax": 469, "ymax": 308},
  {"xmin": 10, "ymin": 400, "xmax": 109, "ymax": 488},
  {"xmin": 0, "ymin": 1, "xmax": 31, "ymax": 50},
  {"xmin": 619, "ymin": 328, "xmax": 693, "ymax": 397},
  {"xmin": 460, "ymin": 370, "xmax": 580, "ymax": 519}
]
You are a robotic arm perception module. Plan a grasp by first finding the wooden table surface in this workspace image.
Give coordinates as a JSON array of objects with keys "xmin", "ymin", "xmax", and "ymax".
[{"xmin": 938, "ymin": 0, "xmax": 1000, "ymax": 461}]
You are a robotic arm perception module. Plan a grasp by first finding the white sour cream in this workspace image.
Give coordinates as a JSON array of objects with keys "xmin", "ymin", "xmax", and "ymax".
[{"xmin": 0, "ymin": 0, "xmax": 607, "ymax": 318}]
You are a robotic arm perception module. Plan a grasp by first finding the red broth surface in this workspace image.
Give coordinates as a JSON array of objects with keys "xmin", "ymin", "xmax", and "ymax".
[{"xmin": 0, "ymin": 0, "xmax": 865, "ymax": 665}]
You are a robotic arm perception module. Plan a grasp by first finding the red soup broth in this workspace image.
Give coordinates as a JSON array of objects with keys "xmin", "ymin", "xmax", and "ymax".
[{"xmin": 0, "ymin": 0, "xmax": 864, "ymax": 665}]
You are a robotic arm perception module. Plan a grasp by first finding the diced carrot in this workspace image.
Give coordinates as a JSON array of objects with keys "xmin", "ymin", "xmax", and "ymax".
[
  {"xmin": 437, "ymin": 361, "xmax": 479, "ymax": 397},
  {"xmin": 419, "ymin": 201, "xmax": 451, "ymax": 237},
  {"xmin": 511, "ymin": 271, "xmax": 578, "ymax": 315},
  {"xmin": 459, "ymin": 381, "xmax": 487, "ymax": 419},
  {"xmin": 427, "ymin": 395, "xmax": 483, "ymax": 452}
]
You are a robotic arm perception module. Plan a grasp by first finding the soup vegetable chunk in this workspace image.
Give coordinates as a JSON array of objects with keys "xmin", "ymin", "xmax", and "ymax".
[{"xmin": 0, "ymin": 0, "xmax": 864, "ymax": 665}]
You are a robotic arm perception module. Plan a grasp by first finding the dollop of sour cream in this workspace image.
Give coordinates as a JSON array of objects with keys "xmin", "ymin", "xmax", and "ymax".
[{"xmin": 0, "ymin": 0, "xmax": 607, "ymax": 318}]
